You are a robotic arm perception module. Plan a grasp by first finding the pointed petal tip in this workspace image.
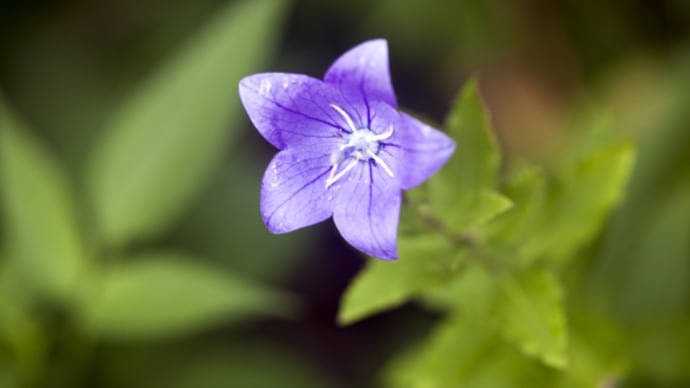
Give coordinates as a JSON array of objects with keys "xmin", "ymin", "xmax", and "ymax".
[
  {"xmin": 442, "ymin": 134, "xmax": 457, "ymax": 156},
  {"xmin": 261, "ymin": 206, "xmax": 307, "ymax": 235},
  {"xmin": 238, "ymin": 73, "xmax": 275, "ymax": 96},
  {"xmin": 237, "ymin": 72, "xmax": 282, "ymax": 92},
  {"xmin": 336, "ymin": 226, "xmax": 401, "ymax": 263},
  {"xmin": 324, "ymin": 38, "xmax": 397, "ymax": 108},
  {"xmin": 238, "ymin": 72, "xmax": 259, "ymax": 88},
  {"xmin": 355, "ymin": 38, "xmax": 388, "ymax": 50},
  {"xmin": 262, "ymin": 213, "xmax": 290, "ymax": 235},
  {"xmin": 338, "ymin": 39, "xmax": 390, "ymax": 65},
  {"xmin": 237, "ymin": 73, "xmax": 263, "ymax": 103}
]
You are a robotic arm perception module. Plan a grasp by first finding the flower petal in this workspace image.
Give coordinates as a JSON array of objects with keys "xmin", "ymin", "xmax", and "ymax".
[
  {"xmin": 324, "ymin": 39, "xmax": 397, "ymax": 116},
  {"xmin": 332, "ymin": 162, "xmax": 401, "ymax": 261},
  {"xmin": 394, "ymin": 112, "xmax": 456, "ymax": 190},
  {"xmin": 239, "ymin": 73, "xmax": 346, "ymax": 149},
  {"xmin": 261, "ymin": 144, "xmax": 340, "ymax": 233}
]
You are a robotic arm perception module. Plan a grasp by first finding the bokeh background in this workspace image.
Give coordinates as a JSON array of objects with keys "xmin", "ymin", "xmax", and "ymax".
[{"xmin": 0, "ymin": 0, "xmax": 688, "ymax": 387}]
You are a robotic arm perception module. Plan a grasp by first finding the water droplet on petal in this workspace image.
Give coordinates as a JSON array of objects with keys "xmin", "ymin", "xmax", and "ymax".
[{"xmin": 259, "ymin": 80, "xmax": 272, "ymax": 94}]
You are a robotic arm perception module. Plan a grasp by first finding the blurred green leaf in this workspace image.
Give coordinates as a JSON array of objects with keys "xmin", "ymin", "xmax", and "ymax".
[
  {"xmin": 519, "ymin": 142, "xmax": 635, "ymax": 265},
  {"xmin": 86, "ymin": 0, "xmax": 287, "ymax": 246},
  {"xmin": 0, "ymin": 362, "xmax": 17, "ymax": 388},
  {"xmin": 79, "ymin": 252, "xmax": 296, "ymax": 340},
  {"xmin": 470, "ymin": 190, "xmax": 514, "ymax": 228},
  {"xmin": 420, "ymin": 261, "xmax": 495, "ymax": 315},
  {"xmin": 422, "ymin": 265, "xmax": 568, "ymax": 370},
  {"xmin": 385, "ymin": 314, "xmax": 543, "ymax": 388},
  {"xmin": 102, "ymin": 341, "xmax": 336, "ymax": 388},
  {"xmin": 496, "ymin": 269, "xmax": 567, "ymax": 369},
  {"xmin": 429, "ymin": 78, "xmax": 504, "ymax": 231},
  {"xmin": 553, "ymin": 310, "xmax": 628, "ymax": 388},
  {"xmin": 162, "ymin": 351, "xmax": 325, "ymax": 388},
  {"xmin": 166, "ymin": 346, "xmax": 333, "ymax": 388},
  {"xmin": 338, "ymin": 234, "xmax": 460, "ymax": 325},
  {"xmin": 0, "ymin": 97, "xmax": 85, "ymax": 301},
  {"xmin": 488, "ymin": 165, "xmax": 545, "ymax": 245},
  {"xmin": 363, "ymin": 0, "xmax": 502, "ymax": 62},
  {"xmin": 612, "ymin": 179, "xmax": 690, "ymax": 322},
  {"xmin": 630, "ymin": 320, "xmax": 690, "ymax": 383},
  {"xmin": 0, "ymin": 267, "xmax": 47, "ymax": 388},
  {"xmin": 592, "ymin": 107, "xmax": 690, "ymax": 323}
]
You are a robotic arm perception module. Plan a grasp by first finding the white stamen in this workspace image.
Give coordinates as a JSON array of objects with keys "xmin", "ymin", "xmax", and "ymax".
[
  {"xmin": 371, "ymin": 125, "xmax": 395, "ymax": 141},
  {"xmin": 326, "ymin": 159, "xmax": 358, "ymax": 188},
  {"xmin": 326, "ymin": 161, "xmax": 340, "ymax": 185},
  {"xmin": 329, "ymin": 104, "xmax": 358, "ymax": 133},
  {"xmin": 367, "ymin": 151, "xmax": 395, "ymax": 178}
]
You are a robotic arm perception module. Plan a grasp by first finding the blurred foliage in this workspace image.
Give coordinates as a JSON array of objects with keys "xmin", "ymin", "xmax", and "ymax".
[
  {"xmin": 0, "ymin": 1, "xmax": 321, "ymax": 387},
  {"xmin": 84, "ymin": 0, "xmax": 275, "ymax": 246},
  {"xmin": 1, "ymin": 0, "xmax": 689, "ymax": 387}
]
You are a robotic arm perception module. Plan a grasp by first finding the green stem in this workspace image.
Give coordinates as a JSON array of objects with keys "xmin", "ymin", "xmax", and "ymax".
[
  {"xmin": 412, "ymin": 203, "xmax": 504, "ymax": 276},
  {"xmin": 413, "ymin": 204, "xmax": 477, "ymax": 247}
]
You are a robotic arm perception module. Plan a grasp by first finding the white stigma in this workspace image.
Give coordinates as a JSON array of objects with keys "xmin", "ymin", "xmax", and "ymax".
[{"xmin": 325, "ymin": 104, "xmax": 395, "ymax": 188}]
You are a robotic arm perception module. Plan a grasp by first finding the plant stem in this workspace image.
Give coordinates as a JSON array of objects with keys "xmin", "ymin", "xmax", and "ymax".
[{"xmin": 412, "ymin": 203, "xmax": 504, "ymax": 275}]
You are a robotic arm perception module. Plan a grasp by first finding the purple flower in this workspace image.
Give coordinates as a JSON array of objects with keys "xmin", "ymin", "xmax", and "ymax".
[{"xmin": 238, "ymin": 39, "xmax": 455, "ymax": 261}]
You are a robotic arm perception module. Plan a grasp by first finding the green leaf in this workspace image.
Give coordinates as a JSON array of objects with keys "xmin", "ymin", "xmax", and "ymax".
[
  {"xmin": 553, "ymin": 310, "xmax": 629, "ymax": 388},
  {"xmin": 338, "ymin": 234, "xmax": 461, "ymax": 325},
  {"xmin": 0, "ymin": 263, "xmax": 48, "ymax": 387},
  {"xmin": 419, "ymin": 261, "xmax": 495, "ymax": 315},
  {"xmin": 0, "ymin": 97, "xmax": 85, "ymax": 301},
  {"xmin": 471, "ymin": 190, "xmax": 514, "ymax": 227},
  {"xmin": 86, "ymin": 0, "xmax": 288, "ymax": 246},
  {"xmin": 496, "ymin": 269, "xmax": 567, "ymax": 369},
  {"xmin": 386, "ymin": 316, "xmax": 494, "ymax": 387},
  {"xmin": 488, "ymin": 165, "xmax": 545, "ymax": 245},
  {"xmin": 591, "ymin": 111, "xmax": 689, "ymax": 323},
  {"xmin": 630, "ymin": 320, "xmax": 690, "ymax": 383},
  {"xmin": 79, "ymin": 252, "xmax": 296, "ymax": 340},
  {"xmin": 418, "ymin": 264, "xmax": 568, "ymax": 371},
  {"xmin": 0, "ymin": 363, "xmax": 17, "ymax": 388},
  {"xmin": 385, "ymin": 314, "xmax": 544, "ymax": 388},
  {"xmin": 429, "ymin": 78, "xmax": 502, "ymax": 231},
  {"xmin": 106, "ymin": 343, "xmax": 335, "ymax": 388},
  {"xmin": 600, "ymin": 177, "xmax": 690, "ymax": 322},
  {"xmin": 519, "ymin": 142, "xmax": 635, "ymax": 265}
]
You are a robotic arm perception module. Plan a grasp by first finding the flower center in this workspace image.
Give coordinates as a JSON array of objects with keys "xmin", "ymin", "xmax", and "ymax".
[
  {"xmin": 341, "ymin": 129, "xmax": 381, "ymax": 161},
  {"xmin": 326, "ymin": 104, "xmax": 394, "ymax": 188}
]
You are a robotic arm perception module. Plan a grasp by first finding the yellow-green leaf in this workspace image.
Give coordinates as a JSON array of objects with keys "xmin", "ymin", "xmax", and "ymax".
[
  {"xmin": 385, "ymin": 314, "xmax": 544, "ymax": 388},
  {"xmin": 338, "ymin": 234, "xmax": 461, "ymax": 325},
  {"xmin": 0, "ymin": 96, "xmax": 85, "ymax": 301},
  {"xmin": 488, "ymin": 165, "xmax": 545, "ymax": 245},
  {"xmin": 79, "ymin": 252, "xmax": 296, "ymax": 340},
  {"xmin": 496, "ymin": 269, "xmax": 568, "ymax": 369},
  {"xmin": 429, "ymin": 78, "xmax": 502, "ymax": 231},
  {"xmin": 87, "ymin": 0, "xmax": 288, "ymax": 246},
  {"xmin": 519, "ymin": 142, "xmax": 635, "ymax": 265}
]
